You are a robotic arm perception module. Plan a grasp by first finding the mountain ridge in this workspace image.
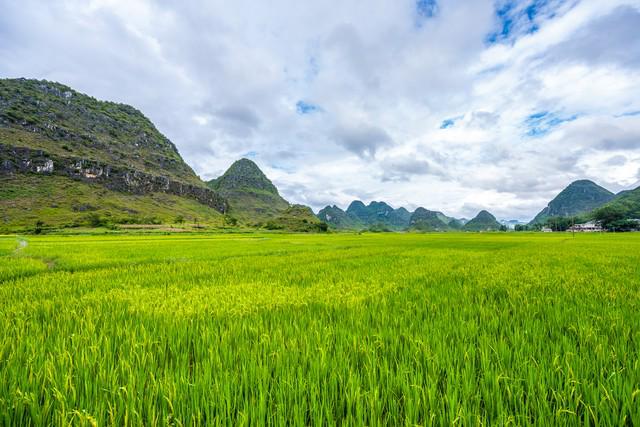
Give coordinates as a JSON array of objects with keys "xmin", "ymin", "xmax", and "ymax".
[
  {"xmin": 530, "ymin": 180, "xmax": 615, "ymax": 224},
  {"xmin": 4, "ymin": 78, "xmax": 638, "ymax": 233}
]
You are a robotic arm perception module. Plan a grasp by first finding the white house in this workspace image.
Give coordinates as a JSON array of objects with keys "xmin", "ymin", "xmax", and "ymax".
[{"xmin": 568, "ymin": 221, "xmax": 603, "ymax": 232}]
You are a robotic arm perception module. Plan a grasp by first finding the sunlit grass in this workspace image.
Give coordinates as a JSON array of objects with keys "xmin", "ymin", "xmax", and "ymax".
[{"xmin": 1, "ymin": 233, "xmax": 639, "ymax": 425}]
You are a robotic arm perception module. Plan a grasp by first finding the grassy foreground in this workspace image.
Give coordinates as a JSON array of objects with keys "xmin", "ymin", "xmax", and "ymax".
[{"xmin": 0, "ymin": 233, "xmax": 639, "ymax": 425}]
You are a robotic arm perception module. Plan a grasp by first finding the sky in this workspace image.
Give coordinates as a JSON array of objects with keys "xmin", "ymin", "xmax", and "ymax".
[{"xmin": 1, "ymin": 0, "xmax": 640, "ymax": 221}]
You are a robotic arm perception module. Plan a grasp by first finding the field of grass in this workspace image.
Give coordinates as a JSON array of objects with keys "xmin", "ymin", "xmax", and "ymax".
[{"xmin": 0, "ymin": 232, "xmax": 639, "ymax": 425}]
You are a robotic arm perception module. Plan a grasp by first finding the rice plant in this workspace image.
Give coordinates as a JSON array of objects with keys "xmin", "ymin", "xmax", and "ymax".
[{"xmin": 0, "ymin": 233, "xmax": 639, "ymax": 425}]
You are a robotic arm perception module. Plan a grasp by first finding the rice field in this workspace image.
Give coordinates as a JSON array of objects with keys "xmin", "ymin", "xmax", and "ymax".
[{"xmin": 0, "ymin": 232, "xmax": 639, "ymax": 425}]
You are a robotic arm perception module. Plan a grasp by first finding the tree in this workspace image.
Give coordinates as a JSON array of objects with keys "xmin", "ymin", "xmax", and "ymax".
[
  {"xmin": 593, "ymin": 206, "xmax": 626, "ymax": 231},
  {"xmin": 87, "ymin": 213, "xmax": 105, "ymax": 228},
  {"xmin": 224, "ymin": 215, "xmax": 238, "ymax": 226},
  {"xmin": 543, "ymin": 216, "xmax": 578, "ymax": 232},
  {"xmin": 174, "ymin": 215, "xmax": 185, "ymax": 225},
  {"xmin": 34, "ymin": 220, "xmax": 44, "ymax": 235}
]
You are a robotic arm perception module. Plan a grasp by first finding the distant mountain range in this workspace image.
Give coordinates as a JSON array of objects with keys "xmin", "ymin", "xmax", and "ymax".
[
  {"xmin": 318, "ymin": 202, "xmax": 499, "ymax": 232},
  {"xmin": 2, "ymin": 78, "xmax": 639, "ymax": 233}
]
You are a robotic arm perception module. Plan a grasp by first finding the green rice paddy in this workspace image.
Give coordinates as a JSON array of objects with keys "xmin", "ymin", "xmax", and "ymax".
[{"xmin": 1, "ymin": 233, "xmax": 639, "ymax": 425}]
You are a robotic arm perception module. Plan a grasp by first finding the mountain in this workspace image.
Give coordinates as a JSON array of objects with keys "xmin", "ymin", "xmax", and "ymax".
[
  {"xmin": 0, "ymin": 78, "xmax": 227, "ymax": 231},
  {"xmin": 345, "ymin": 201, "xmax": 411, "ymax": 230},
  {"xmin": 207, "ymin": 158, "xmax": 325, "ymax": 231},
  {"xmin": 408, "ymin": 208, "xmax": 451, "ymax": 231},
  {"xmin": 316, "ymin": 201, "xmax": 413, "ymax": 231},
  {"xmin": 207, "ymin": 158, "xmax": 288, "ymax": 220},
  {"xmin": 435, "ymin": 212, "xmax": 464, "ymax": 229},
  {"xmin": 265, "ymin": 205, "xmax": 328, "ymax": 232},
  {"xmin": 463, "ymin": 210, "xmax": 502, "ymax": 231},
  {"xmin": 317, "ymin": 205, "xmax": 365, "ymax": 230},
  {"xmin": 597, "ymin": 186, "xmax": 640, "ymax": 218},
  {"xmin": 346, "ymin": 201, "xmax": 391, "ymax": 224},
  {"xmin": 317, "ymin": 201, "xmax": 466, "ymax": 231},
  {"xmin": 530, "ymin": 180, "xmax": 615, "ymax": 224},
  {"xmin": 388, "ymin": 207, "xmax": 412, "ymax": 229}
]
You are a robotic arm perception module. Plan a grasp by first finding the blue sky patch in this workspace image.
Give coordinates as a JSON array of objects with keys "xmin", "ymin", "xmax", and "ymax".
[
  {"xmin": 416, "ymin": 0, "xmax": 437, "ymax": 18},
  {"xmin": 525, "ymin": 110, "xmax": 578, "ymax": 136},
  {"xmin": 296, "ymin": 100, "xmax": 321, "ymax": 115},
  {"xmin": 440, "ymin": 115, "xmax": 464, "ymax": 129},
  {"xmin": 486, "ymin": 0, "xmax": 558, "ymax": 45},
  {"xmin": 415, "ymin": 0, "xmax": 437, "ymax": 27},
  {"xmin": 616, "ymin": 110, "xmax": 640, "ymax": 118}
]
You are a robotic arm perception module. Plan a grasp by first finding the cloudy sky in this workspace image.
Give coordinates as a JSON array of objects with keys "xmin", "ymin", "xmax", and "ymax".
[{"xmin": 1, "ymin": 0, "xmax": 639, "ymax": 220}]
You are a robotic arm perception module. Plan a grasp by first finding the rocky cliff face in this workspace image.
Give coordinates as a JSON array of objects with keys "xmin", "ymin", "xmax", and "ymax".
[
  {"xmin": 0, "ymin": 78, "xmax": 201, "ymax": 185},
  {"xmin": 0, "ymin": 143, "xmax": 227, "ymax": 213}
]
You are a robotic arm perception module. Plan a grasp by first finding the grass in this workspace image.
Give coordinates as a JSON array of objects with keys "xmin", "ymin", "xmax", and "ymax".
[
  {"xmin": 0, "ymin": 232, "xmax": 639, "ymax": 425},
  {"xmin": 0, "ymin": 175, "xmax": 226, "ymax": 232}
]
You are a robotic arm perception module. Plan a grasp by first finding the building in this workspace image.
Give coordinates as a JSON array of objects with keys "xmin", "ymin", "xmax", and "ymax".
[
  {"xmin": 568, "ymin": 221, "xmax": 603, "ymax": 232},
  {"xmin": 541, "ymin": 227, "xmax": 553, "ymax": 233}
]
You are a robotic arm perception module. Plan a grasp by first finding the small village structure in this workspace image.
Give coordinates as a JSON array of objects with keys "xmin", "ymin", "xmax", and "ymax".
[{"xmin": 567, "ymin": 221, "xmax": 604, "ymax": 232}]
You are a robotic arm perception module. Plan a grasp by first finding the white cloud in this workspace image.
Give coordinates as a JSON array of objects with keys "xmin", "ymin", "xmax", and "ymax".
[{"xmin": 1, "ymin": 0, "xmax": 640, "ymax": 221}]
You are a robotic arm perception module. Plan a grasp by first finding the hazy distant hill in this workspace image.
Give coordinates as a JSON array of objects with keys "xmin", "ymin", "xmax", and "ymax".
[
  {"xmin": 317, "ymin": 201, "xmax": 413, "ymax": 231},
  {"xmin": 530, "ymin": 180, "xmax": 615, "ymax": 224}
]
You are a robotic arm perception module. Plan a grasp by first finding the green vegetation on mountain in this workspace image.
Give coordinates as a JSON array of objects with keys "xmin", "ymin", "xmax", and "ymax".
[
  {"xmin": 0, "ymin": 78, "xmax": 201, "ymax": 185},
  {"xmin": 317, "ymin": 205, "xmax": 365, "ymax": 230},
  {"xmin": 347, "ymin": 201, "xmax": 390, "ymax": 224},
  {"xmin": 388, "ymin": 207, "xmax": 412, "ymax": 229},
  {"xmin": 345, "ymin": 201, "xmax": 411, "ymax": 231},
  {"xmin": 0, "ymin": 78, "xmax": 326, "ymax": 233},
  {"xmin": 0, "ymin": 78, "xmax": 235, "ymax": 231},
  {"xmin": 463, "ymin": 210, "xmax": 502, "ymax": 231},
  {"xmin": 207, "ymin": 158, "xmax": 324, "ymax": 231},
  {"xmin": 207, "ymin": 158, "xmax": 289, "ymax": 221},
  {"xmin": 318, "ymin": 201, "xmax": 465, "ymax": 232},
  {"xmin": 530, "ymin": 180, "xmax": 615, "ymax": 224},
  {"xmin": 585, "ymin": 186, "xmax": 640, "ymax": 231},
  {"xmin": 317, "ymin": 201, "xmax": 409, "ymax": 231},
  {"xmin": 0, "ymin": 175, "xmax": 224, "ymax": 233},
  {"xmin": 408, "ymin": 208, "xmax": 450, "ymax": 231},
  {"xmin": 265, "ymin": 205, "xmax": 328, "ymax": 232},
  {"xmin": 599, "ymin": 186, "xmax": 640, "ymax": 218}
]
